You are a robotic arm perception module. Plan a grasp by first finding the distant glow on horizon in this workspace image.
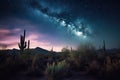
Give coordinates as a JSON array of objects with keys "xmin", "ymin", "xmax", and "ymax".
[
  {"xmin": 0, "ymin": 39, "xmax": 63, "ymax": 52},
  {"xmin": 0, "ymin": 28, "xmax": 63, "ymax": 52},
  {"xmin": 5, "ymin": 43, "xmax": 63, "ymax": 52}
]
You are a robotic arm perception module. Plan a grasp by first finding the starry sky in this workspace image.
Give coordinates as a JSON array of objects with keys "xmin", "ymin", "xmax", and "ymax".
[{"xmin": 0, "ymin": 0, "xmax": 120, "ymax": 51}]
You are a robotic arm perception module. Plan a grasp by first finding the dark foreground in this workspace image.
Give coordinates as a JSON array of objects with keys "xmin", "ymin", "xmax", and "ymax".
[
  {"xmin": 10, "ymin": 71, "xmax": 99, "ymax": 80},
  {"xmin": 0, "ymin": 47, "xmax": 120, "ymax": 80}
]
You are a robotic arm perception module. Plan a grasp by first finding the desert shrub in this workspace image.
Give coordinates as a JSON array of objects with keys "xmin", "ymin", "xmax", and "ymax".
[
  {"xmin": 45, "ymin": 60, "xmax": 69, "ymax": 80},
  {"xmin": 18, "ymin": 53, "xmax": 32, "ymax": 67},
  {"xmin": 46, "ymin": 53, "xmax": 56, "ymax": 64},
  {"xmin": 0, "ymin": 54, "xmax": 22, "ymax": 79},
  {"xmin": 32, "ymin": 54, "xmax": 46, "ymax": 69},
  {"xmin": 67, "ymin": 51, "xmax": 81, "ymax": 70},
  {"xmin": 88, "ymin": 60, "xmax": 100, "ymax": 75},
  {"xmin": 61, "ymin": 47, "xmax": 70, "ymax": 59},
  {"xmin": 69, "ymin": 43, "xmax": 96, "ymax": 71},
  {"xmin": 105, "ymin": 56, "xmax": 113, "ymax": 72},
  {"xmin": 27, "ymin": 54, "xmax": 46, "ymax": 77},
  {"xmin": 77, "ymin": 43, "xmax": 97, "ymax": 62},
  {"xmin": 98, "ymin": 56, "xmax": 120, "ymax": 79}
]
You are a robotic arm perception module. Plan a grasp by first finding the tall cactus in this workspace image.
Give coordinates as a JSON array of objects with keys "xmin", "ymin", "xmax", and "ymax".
[
  {"xmin": 18, "ymin": 30, "xmax": 27, "ymax": 53},
  {"xmin": 71, "ymin": 47, "xmax": 73, "ymax": 52},
  {"xmin": 103, "ymin": 40, "xmax": 106, "ymax": 52},
  {"xmin": 102, "ymin": 40, "xmax": 107, "ymax": 56},
  {"xmin": 51, "ymin": 47, "xmax": 53, "ymax": 52},
  {"xmin": 28, "ymin": 40, "xmax": 30, "ymax": 49}
]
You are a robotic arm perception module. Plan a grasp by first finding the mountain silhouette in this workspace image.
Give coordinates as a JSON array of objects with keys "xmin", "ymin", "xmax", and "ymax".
[
  {"xmin": 0, "ymin": 47, "xmax": 51, "ymax": 54},
  {"xmin": 31, "ymin": 47, "xmax": 50, "ymax": 54}
]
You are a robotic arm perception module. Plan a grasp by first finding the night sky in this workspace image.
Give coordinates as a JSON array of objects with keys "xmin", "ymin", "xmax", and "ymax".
[{"xmin": 0, "ymin": 0, "xmax": 120, "ymax": 51}]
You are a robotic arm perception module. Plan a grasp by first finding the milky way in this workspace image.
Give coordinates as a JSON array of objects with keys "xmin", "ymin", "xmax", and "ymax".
[
  {"xmin": 31, "ymin": 0, "xmax": 92, "ymax": 39},
  {"xmin": 0, "ymin": 0, "xmax": 120, "ymax": 51}
]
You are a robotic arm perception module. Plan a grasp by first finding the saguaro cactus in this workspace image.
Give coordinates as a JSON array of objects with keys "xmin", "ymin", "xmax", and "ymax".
[
  {"xmin": 18, "ymin": 30, "xmax": 27, "ymax": 53},
  {"xmin": 103, "ymin": 40, "xmax": 106, "ymax": 52},
  {"xmin": 28, "ymin": 40, "xmax": 30, "ymax": 49},
  {"xmin": 102, "ymin": 40, "xmax": 107, "ymax": 56}
]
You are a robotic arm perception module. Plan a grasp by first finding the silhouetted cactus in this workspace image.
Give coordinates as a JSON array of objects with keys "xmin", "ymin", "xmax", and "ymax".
[
  {"xmin": 103, "ymin": 40, "xmax": 106, "ymax": 53},
  {"xmin": 70, "ymin": 47, "xmax": 73, "ymax": 52},
  {"xmin": 28, "ymin": 40, "xmax": 30, "ymax": 49},
  {"xmin": 51, "ymin": 47, "xmax": 53, "ymax": 52},
  {"xmin": 18, "ymin": 30, "xmax": 27, "ymax": 53}
]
